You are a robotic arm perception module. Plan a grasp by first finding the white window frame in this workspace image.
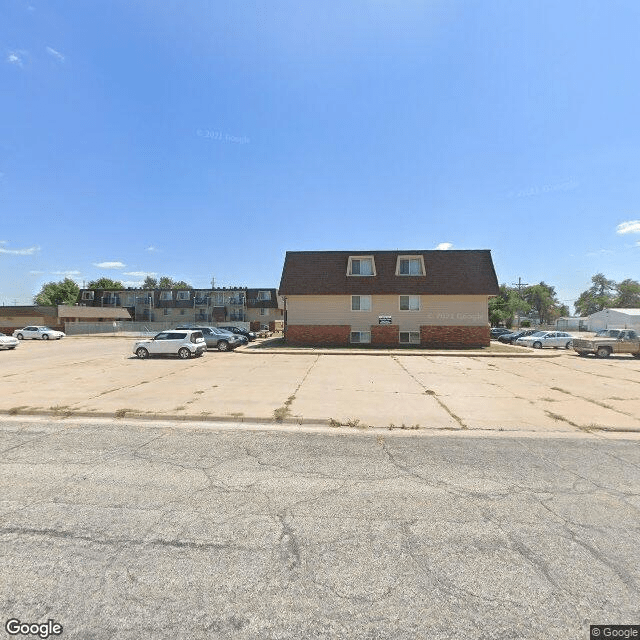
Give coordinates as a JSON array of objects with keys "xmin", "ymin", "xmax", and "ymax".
[
  {"xmin": 82, "ymin": 291, "xmax": 94, "ymax": 301},
  {"xmin": 347, "ymin": 255, "xmax": 376, "ymax": 277},
  {"xmin": 396, "ymin": 255, "xmax": 425, "ymax": 276},
  {"xmin": 176, "ymin": 291, "xmax": 190, "ymax": 301},
  {"xmin": 399, "ymin": 331, "xmax": 420, "ymax": 344},
  {"xmin": 350, "ymin": 331, "xmax": 371, "ymax": 344},
  {"xmin": 160, "ymin": 291, "xmax": 173, "ymax": 301},
  {"xmin": 399, "ymin": 295, "xmax": 421, "ymax": 311},
  {"xmin": 351, "ymin": 295, "xmax": 371, "ymax": 311},
  {"xmin": 257, "ymin": 290, "xmax": 271, "ymax": 301}
]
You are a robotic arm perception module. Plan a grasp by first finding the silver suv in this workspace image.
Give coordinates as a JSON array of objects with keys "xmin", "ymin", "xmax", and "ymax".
[{"xmin": 133, "ymin": 330, "xmax": 206, "ymax": 359}]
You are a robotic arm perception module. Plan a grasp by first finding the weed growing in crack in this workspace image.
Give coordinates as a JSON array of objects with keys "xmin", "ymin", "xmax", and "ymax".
[
  {"xmin": 328, "ymin": 418, "xmax": 341, "ymax": 428},
  {"xmin": 273, "ymin": 406, "xmax": 291, "ymax": 422}
]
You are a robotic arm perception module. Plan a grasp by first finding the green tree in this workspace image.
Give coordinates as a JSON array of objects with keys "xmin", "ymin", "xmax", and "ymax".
[
  {"xmin": 87, "ymin": 277, "xmax": 123, "ymax": 290},
  {"xmin": 33, "ymin": 278, "xmax": 80, "ymax": 306},
  {"xmin": 142, "ymin": 275, "xmax": 158, "ymax": 289},
  {"xmin": 489, "ymin": 285, "xmax": 529, "ymax": 328},
  {"xmin": 613, "ymin": 279, "xmax": 640, "ymax": 308},
  {"xmin": 157, "ymin": 276, "xmax": 192, "ymax": 289},
  {"xmin": 523, "ymin": 282, "xmax": 561, "ymax": 325},
  {"xmin": 574, "ymin": 273, "xmax": 617, "ymax": 315}
]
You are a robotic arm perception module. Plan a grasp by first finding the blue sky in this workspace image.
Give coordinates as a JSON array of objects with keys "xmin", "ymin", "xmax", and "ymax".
[{"xmin": 1, "ymin": 0, "xmax": 639, "ymax": 309}]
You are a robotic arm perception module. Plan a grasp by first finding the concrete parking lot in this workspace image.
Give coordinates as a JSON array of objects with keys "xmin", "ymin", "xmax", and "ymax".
[{"xmin": 2, "ymin": 337, "xmax": 640, "ymax": 433}]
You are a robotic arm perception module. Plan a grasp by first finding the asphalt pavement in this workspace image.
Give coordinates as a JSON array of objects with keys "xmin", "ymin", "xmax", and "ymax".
[{"xmin": 1, "ymin": 417, "xmax": 638, "ymax": 639}]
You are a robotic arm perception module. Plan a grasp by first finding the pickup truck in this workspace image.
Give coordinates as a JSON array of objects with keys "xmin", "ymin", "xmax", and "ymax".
[{"xmin": 572, "ymin": 329, "xmax": 640, "ymax": 358}]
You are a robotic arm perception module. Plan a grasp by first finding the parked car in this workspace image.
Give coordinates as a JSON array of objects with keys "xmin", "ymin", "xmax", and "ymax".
[
  {"xmin": 13, "ymin": 326, "xmax": 65, "ymax": 340},
  {"xmin": 0, "ymin": 332, "xmax": 19, "ymax": 350},
  {"xmin": 218, "ymin": 325, "xmax": 256, "ymax": 341},
  {"xmin": 133, "ymin": 329, "xmax": 206, "ymax": 359},
  {"xmin": 176, "ymin": 326, "xmax": 243, "ymax": 351},
  {"xmin": 490, "ymin": 327, "xmax": 512, "ymax": 339},
  {"xmin": 573, "ymin": 329, "xmax": 640, "ymax": 358},
  {"xmin": 515, "ymin": 331, "xmax": 574, "ymax": 349},
  {"xmin": 498, "ymin": 329, "xmax": 539, "ymax": 344}
]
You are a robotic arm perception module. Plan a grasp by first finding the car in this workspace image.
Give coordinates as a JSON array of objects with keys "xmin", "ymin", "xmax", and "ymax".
[
  {"xmin": 13, "ymin": 326, "xmax": 65, "ymax": 340},
  {"xmin": 133, "ymin": 329, "xmax": 206, "ymax": 359},
  {"xmin": 218, "ymin": 325, "xmax": 256, "ymax": 341},
  {"xmin": 515, "ymin": 331, "xmax": 574, "ymax": 349},
  {"xmin": 490, "ymin": 327, "xmax": 512, "ymax": 339},
  {"xmin": 573, "ymin": 329, "xmax": 640, "ymax": 358},
  {"xmin": 497, "ymin": 329, "xmax": 539, "ymax": 344},
  {"xmin": 175, "ymin": 326, "xmax": 243, "ymax": 351},
  {"xmin": 0, "ymin": 332, "xmax": 20, "ymax": 350}
]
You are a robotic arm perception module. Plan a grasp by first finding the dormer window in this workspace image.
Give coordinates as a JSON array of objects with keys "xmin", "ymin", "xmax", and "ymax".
[
  {"xmin": 347, "ymin": 256, "xmax": 375, "ymax": 276},
  {"xmin": 396, "ymin": 255, "xmax": 425, "ymax": 276}
]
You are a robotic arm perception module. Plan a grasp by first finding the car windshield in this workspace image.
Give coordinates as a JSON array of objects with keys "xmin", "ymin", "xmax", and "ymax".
[{"xmin": 529, "ymin": 331, "xmax": 545, "ymax": 337}]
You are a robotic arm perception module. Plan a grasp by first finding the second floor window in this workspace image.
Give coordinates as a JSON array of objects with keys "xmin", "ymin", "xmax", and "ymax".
[
  {"xmin": 160, "ymin": 291, "xmax": 172, "ymax": 301},
  {"xmin": 177, "ymin": 291, "xmax": 190, "ymax": 301},
  {"xmin": 351, "ymin": 295, "xmax": 371, "ymax": 311},
  {"xmin": 349, "ymin": 257, "xmax": 374, "ymax": 276},
  {"xmin": 397, "ymin": 256, "xmax": 425, "ymax": 276},
  {"xmin": 257, "ymin": 290, "xmax": 271, "ymax": 301}
]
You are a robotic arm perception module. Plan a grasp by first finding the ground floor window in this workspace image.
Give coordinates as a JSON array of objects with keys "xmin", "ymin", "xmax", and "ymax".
[
  {"xmin": 399, "ymin": 331, "xmax": 420, "ymax": 344},
  {"xmin": 350, "ymin": 331, "xmax": 371, "ymax": 344}
]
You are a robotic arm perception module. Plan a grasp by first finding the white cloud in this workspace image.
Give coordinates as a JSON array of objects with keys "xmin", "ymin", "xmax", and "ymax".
[
  {"xmin": 124, "ymin": 271, "xmax": 156, "ymax": 278},
  {"xmin": 46, "ymin": 46, "xmax": 65, "ymax": 62},
  {"xmin": 435, "ymin": 242, "xmax": 453, "ymax": 250},
  {"xmin": 7, "ymin": 52, "xmax": 23, "ymax": 66},
  {"xmin": 52, "ymin": 270, "xmax": 81, "ymax": 276},
  {"xmin": 121, "ymin": 280, "xmax": 144, "ymax": 288},
  {"xmin": 145, "ymin": 245, "xmax": 158, "ymax": 252},
  {"xmin": 93, "ymin": 261, "xmax": 126, "ymax": 269},
  {"xmin": 0, "ymin": 244, "xmax": 40, "ymax": 255},
  {"xmin": 616, "ymin": 220, "xmax": 640, "ymax": 235},
  {"xmin": 29, "ymin": 270, "xmax": 45, "ymax": 275}
]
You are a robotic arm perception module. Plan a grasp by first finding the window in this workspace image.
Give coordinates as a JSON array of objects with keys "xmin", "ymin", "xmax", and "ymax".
[
  {"xmin": 399, "ymin": 331, "xmax": 420, "ymax": 344},
  {"xmin": 177, "ymin": 291, "xmax": 190, "ymax": 301},
  {"xmin": 82, "ymin": 291, "xmax": 94, "ymax": 300},
  {"xmin": 160, "ymin": 291, "xmax": 172, "ymax": 301},
  {"xmin": 257, "ymin": 290, "xmax": 271, "ymax": 301},
  {"xmin": 259, "ymin": 308, "xmax": 270, "ymax": 316},
  {"xmin": 350, "ymin": 331, "xmax": 371, "ymax": 344},
  {"xmin": 351, "ymin": 295, "xmax": 371, "ymax": 311},
  {"xmin": 163, "ymin": 308, "xmax": 169, "ymax": 316},
  {"xmin": 396, "ymin": 255, "xmax": 425, "ymax": 276},
  {"xmin": 347, "ymin": 256, "xmax": 375, "ymax": 276},
  {"xmin": 213, "ymin": 292, "xmax": 224, "ymax": 305},
  {"xmin": 399, "ymin": 295, "xmax": 420, "ymax": 311}
]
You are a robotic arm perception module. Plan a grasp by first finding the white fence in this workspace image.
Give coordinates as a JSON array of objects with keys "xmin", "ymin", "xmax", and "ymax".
[{"xmin": 64, "ymin": 321, "xmax": 250, "ymax": 336}]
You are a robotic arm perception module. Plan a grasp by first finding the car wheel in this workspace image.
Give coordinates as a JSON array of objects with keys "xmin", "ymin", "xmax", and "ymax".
[
  {"xmin": 178, "ymin": 347, "xmax": 192, "ymax": 359},
  {"xmin": 596, "ymin": 347, "xmax": 611, "ymax": 359},
  {"xmin": 532, "ymin": 341, "xmax": 542, "ymax": 349},
  {"xmin": 42, "ymin": 334, "xmax": 49, "ymax": 340},
  {"xmin": 16, "ymin": 334, "xmax": 23, "ymax": 340},
  {"xmin": 217, "ymin": 340, "xmax": 229, "ymax": 352},
  {"xmin": 136, "ymin": 347, "xmax": 149, "ymax": 359},
  {"xmin": 565, "ymin": 341, "xmax": 572, "ymax": 349},
  {"xmin": 633, "ymin": 353, "xmax": 640, "ymax": 359}
]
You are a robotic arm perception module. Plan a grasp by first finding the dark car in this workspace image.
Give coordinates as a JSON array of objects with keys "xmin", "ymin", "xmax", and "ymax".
[
  {"xmin": 175, "ymin": 326, "xmax": 243, "ymax": 351},
  {"xmin": 499, "ymin": 329, "xmax": 540, "ymax": 344},
  {"xmin": 490, "ymin": 327, "xmax": 512, "ymax": 339},
  {"xmin": 218, "ymin": 325, "xmax": 256, "ymax": 342}
]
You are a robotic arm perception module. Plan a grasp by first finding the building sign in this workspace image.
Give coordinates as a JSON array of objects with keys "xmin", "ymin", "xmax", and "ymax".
[{"xmin": 378, "ymin": 315, "xmax": 392, "ymax": 325}]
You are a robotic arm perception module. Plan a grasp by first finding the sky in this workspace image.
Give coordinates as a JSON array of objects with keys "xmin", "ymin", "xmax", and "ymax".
[{"xmin": 1, "ymin": 0, "xmax": 639, "ymax": 310}]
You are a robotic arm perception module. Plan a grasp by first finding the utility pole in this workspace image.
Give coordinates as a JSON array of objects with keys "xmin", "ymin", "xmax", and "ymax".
[{"xmin": 511, "ymin": 277, "xmax": 530, "ymax": 329}]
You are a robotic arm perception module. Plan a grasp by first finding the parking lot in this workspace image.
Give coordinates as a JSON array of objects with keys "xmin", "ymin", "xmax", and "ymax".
[{"xmin": 2, "ymin": 337, "xmax": 640, "ymax": 433}]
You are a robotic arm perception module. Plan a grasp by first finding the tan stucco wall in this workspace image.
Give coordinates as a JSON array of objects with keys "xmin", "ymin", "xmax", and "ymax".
[{"xmin": 286, "ymin": 295, "xmax": 489, "ymax": 331}]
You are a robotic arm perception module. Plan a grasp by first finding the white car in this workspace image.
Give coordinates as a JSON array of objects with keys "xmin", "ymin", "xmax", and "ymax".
[
  {"xmin": 133, "ymin": 329, "xmax": 207, "ymax": 359},
  {"xmin": 515, "ymin": 331, "xmax": 574, "ymax": 349},
  {"xmin": 13, "ymin": 326, "xmax": 66, "ymax": 340},
  {"xmin": 0, "ymin": 332, "xmax": 19, "ymax": 350}
]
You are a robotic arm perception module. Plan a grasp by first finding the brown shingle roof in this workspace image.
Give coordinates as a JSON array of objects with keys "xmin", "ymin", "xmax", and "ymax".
[{"xmin": 278, "ymin": 250, "xmax": 499, "ymax": 296}]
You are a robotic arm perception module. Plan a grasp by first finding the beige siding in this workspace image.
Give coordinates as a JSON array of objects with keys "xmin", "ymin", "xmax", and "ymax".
[{"xmin": 287, "ymin": 295, "xmax": 488, "ymax": 330}]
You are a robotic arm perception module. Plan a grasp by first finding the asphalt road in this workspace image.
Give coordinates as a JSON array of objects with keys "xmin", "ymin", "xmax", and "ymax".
[{"xmin": 1, "ymin": 417, "xmax": 638, "ymax": 639}]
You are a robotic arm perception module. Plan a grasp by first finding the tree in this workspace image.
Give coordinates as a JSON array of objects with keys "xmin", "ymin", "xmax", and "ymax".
[
  {"xmin": 489, "ymin": 284, "xmax": 529, "ymax": 327},
  {"xmin": 142, "ymin": 276, "xmax": 158, "ymax": 289},
  {"xmin": 574, "ymin": 273, "xmax": 617, "ymax": 315},
  {"xmin": 523, "ymin": 282, "xmax": 561, "ymax": 325},
  {"xmin": 87, "ymin": 277, "xmax": 123, "ymax": 290},
  {"xmin": 157, "ymin": 276, "xmax": 192, "ymax": 289},
  {"xmin": 613, "ymin": 279, "xmax": 640, "ymax": 308},
  {"xmin": 33, "ymin": 278, "xmax": 80, "ymax": 306}
]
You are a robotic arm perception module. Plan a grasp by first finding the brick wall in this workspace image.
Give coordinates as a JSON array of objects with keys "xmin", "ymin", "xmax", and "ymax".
[
  {"xmin": 286, "ymin": 324, "xmax": 351, "ymax": 346},
  {"xmin": 370, "ymin": 324, "xmax": 399, "ymax": 347},
  {"xmin": 420, "ymin": 325, "xmax": 490, "ymax": 347}
]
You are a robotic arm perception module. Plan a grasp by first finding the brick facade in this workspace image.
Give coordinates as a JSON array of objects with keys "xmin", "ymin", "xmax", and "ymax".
[
  {"xmin": 370, "ymin": 324, "xmax": 399, "ymax": 347},
  {"xmin": 420, "ymin": 325, "xmax": 489, "ymax": 347},
  {"xmin": 286, "ymin": 324, "xmax": 351, "ymax": 346}
]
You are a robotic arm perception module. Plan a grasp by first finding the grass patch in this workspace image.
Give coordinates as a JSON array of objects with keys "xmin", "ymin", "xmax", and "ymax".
[
  {"xmin": 544, "ymin": 410, "xmax": 579, "ymax": 427},
  {"xmin": 8, "ymin": 406, "xmax": 28, "ymax": 415},
  {"xmin": 328, "ymin": 418, "xmax": 341, "ymax": 428},
  {"xmin": 273, "ymin": 406, "xmax": 292, "ymax": 422},
  {"xmin": 194, "ymin": 390, "xmax": 204, "ymax": 395},
  {"xmin": 227, "ymin": 412, "xmax": 244, "ymax": 417},
  {"xmin": 114, "ymin": 408, "xmax": 133, "ymax": 418}
]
